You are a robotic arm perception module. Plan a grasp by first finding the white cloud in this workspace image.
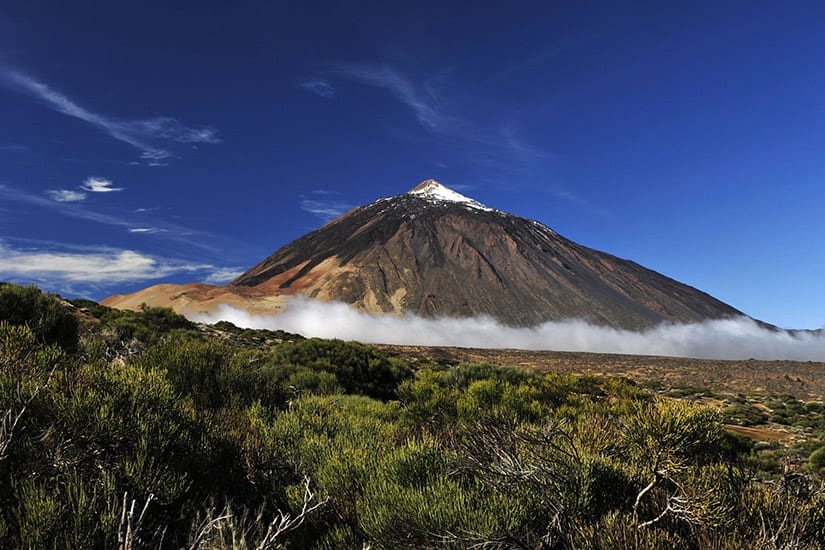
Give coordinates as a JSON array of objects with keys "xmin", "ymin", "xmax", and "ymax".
[
  {"xmin": 43, "ymin": 176, "xmax": 121, "ymax": 205},
  {"xmin": 2, "ymin": 184, "xmax": 138, "ymax": 229},
  {"xmin": 0, "ymin": 68, "xmax": 220, "ymax": 161},
  {"xmin": 81, "ymin": 177, "xmax": 123, "ymax": 193},
  {"xmin": 334, "ymin": 64, "xmax": 449, "ymax": 130},
  {"xmin": 0, "ymin": 247, "xmax": 179, "ymax": 283},
  {"xmin": 298, "ymin": 78, "xmax": 336, "ymax": 99},
  {"xmin": 1, "ymin": 184, "xmax": 220, "ymax": 251},
  {"xmin": 128, "ymin": 227, "xmax": 166, "ymax": 234},
  {"xmin": 499, "ymin": 122, "xmax": 549, "ymax": 162},
  {"xmin": 203, "ymin": 267, "xmax": 245, "ymax": 284},
  {"xmin": 331, "ymin": 64, "xmax": 558, "ymax": 174},
  {"xmin": 192, "ymin": 297, "xmax": 825, "ymax": 362},
  {"xmin": 299, "ymin": 196, "xmax": 353, "ymax": 222},
  {"xmin": 0, "ymin": 244, "xmax": 237, "ymax": 287},
  {"xmin": 47, "ymin": 189, "xmax": 87, "ymax": 202},
  {"xmin": 132, "ymin": 117, "xmax": 221, "ymax": 144}
]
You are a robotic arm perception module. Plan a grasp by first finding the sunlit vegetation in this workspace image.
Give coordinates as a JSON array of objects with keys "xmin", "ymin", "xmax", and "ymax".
[{"xmin": 0, "ymin": 283, "xmax": 823, "ymax": 548}]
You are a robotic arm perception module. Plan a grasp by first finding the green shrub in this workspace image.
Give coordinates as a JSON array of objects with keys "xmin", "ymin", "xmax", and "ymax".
[
  {"xmin": 0, "ymin": 341, "xmax": 198, "ymax": 547},
  {"xmin": 271, "ymin": 339, "xmax": 413, "ymax": 400},
  {"xmin": 244, "ymin": 395, "xmax": 401, "ymax": 521},
  {"xmin": 139, "ymin": 339, "xmax": 229, "ymax": 409},
  {"xmin": 0, "ymin": 284, "xmax": 78, "ymax": 350},
  {"xmin": 723, "ymin": 404, "xmax": 769, "ymax": 426},
  {"xmin": 100, "ymin": 305, "xmax": 197, "ymax": 344},
  {"xmin": 2, "ymin": 282, "xmax": 823, "ymax": 548},
  {"xmin": 570, "ymin": 511, "xmax": 689, "ymax": 549},
  {"xmin": 210, "ymin": 319, "xmax": 304, "ymax": 345},
  {"xmin": 623, "ymin": 400, "xmax": 726, "ymax": 469},
  {"xmin": 809, "ymin": 445, "xmax": 825, "ymax": 473},
  {"xmin": 359, "ymin": 474, "xmax": 529, "ymax": 549}
]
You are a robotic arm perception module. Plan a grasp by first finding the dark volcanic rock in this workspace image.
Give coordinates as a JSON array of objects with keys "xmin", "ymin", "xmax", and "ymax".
[{"xmin": 232, "ymin": 180, "xmax": 742, "ymax": 329}]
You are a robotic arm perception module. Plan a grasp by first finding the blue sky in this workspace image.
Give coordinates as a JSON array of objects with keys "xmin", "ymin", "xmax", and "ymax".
[{"xmin": 0, "ymin": 1, "xmax": 823, "ymax": 329}]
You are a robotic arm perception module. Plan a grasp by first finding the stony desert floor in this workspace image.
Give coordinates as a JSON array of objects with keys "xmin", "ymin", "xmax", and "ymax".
[{"xmin": 379, "ymin": 345, "xmax": 825, "ymax": 401}]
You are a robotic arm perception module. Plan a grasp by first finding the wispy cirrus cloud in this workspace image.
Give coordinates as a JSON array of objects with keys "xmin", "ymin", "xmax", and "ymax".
[
  {"xmin": 46, "ymin": 189, "xmax": 87, "ymax": 202},
  {"xmin": 327, "ymin": 63, "xmax": 599, "ymax": 209},
  {"xmin": 128, "ymin": 227, "xmax": 166, "ymax": 234},
  {"xmin": 299, "ymin": 191, "xmax": 353, "ymax": 222},
  {"xmin": 1, "ymin": 184, "xmax": 219, "ymax": 251},
  {"xmin": 203, "ymin": 267, "xmax": 246, "ymax": 284},
  {"xmin": 298, "ymin": 78, "xmax": 336, "ymax": 99},
  {"xmin": 330, "ymin": 63, "xmax": 553, "ymax": 165},
  {"xmin": 0, "ymin": 68, "xmax": 220, "ymax": 161},
  {"xmin": 499, "ymin": 122, "xmax": 550, "ymax": 162},
  {"xmin": 0, "ymin": 144, "xmax": 26, "ymax": 152},
  {"xmin": 81, "ymin": 176, "xmax": 123, "ymax": 193},
  {"xmin": 333, "ymin": 64, "xmax": 453, "ymax": 132},
  {"xmin": 0, "ymin": 184, "xmax": 132, "ymax": 228},
  {"xmin": 130, "ymin": 117, "xmax": 221, "ymax": 145}
]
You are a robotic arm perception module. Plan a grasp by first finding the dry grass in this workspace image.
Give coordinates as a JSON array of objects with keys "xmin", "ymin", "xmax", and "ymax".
[{"xmin": 378, "ymin": 345, "xmax": 825, "ymax": 401}]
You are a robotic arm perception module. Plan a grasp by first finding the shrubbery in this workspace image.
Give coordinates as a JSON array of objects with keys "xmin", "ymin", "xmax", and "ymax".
[
  {"xmin": 99, "ymin": 304, "xmax": 198, "ymax": 344},
  {"xmin": 0, "ymin": 282, "xmax": 822, "ymax": 548},
  {"xmin": 0, "ymin": 283, "xmax": 78, "ymax": 350},
  {"xmin": 270, "ymin": 338, "xmax": 413, "ymax": 400}
]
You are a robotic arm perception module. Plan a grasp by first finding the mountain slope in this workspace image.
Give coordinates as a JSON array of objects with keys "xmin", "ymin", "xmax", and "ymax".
[{"xmin": 211, "ymin": 180, "xmax": 741, "ymax": 329}]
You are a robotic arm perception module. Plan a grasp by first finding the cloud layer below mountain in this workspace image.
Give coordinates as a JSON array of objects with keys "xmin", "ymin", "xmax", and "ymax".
[{"xmin": 192, "ymin": 296, "xmax": 825, "ymax": 361}]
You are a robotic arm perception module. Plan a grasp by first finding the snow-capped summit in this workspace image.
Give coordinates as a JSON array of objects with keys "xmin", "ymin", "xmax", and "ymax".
[
  {"xmin": 407, "ymin": 179, "xmax": 491, "ymax": 211},
  {"xmin": 106, "ymin": 179, "xmax": 745, "ymax": 330}
]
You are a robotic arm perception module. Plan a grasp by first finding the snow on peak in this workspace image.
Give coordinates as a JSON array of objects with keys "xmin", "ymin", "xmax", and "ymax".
[{"xmin": 407, "ymin": 179, "xmax": 491, "ymax": 211}]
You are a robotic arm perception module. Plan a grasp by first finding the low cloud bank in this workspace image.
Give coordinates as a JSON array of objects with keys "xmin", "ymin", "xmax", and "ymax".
[{"xmin": 191, "ymin": 296, "xmax": 825, "ymax": 362}]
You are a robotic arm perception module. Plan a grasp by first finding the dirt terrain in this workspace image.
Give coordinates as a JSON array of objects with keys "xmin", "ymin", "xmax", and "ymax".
[{"xmin": 378, "ymin": 345, "xmax": 825, "ymax": 401}]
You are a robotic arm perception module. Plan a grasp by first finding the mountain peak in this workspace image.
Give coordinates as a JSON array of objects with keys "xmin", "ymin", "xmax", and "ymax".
[
  {"xmin": 108, "ymin": 177, "xmax": 744, "ymax": 330},
  {"xmin": 406, "ymin": 179, "xmax": 490, "ymax": 210}
]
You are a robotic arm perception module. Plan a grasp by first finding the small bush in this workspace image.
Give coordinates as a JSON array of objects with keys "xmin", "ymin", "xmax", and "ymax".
[
  {"xmin": 0, "ymin": 284, "xmax": 78, "ymax": 350},
  {"xmin": 271, "ymin": 339, "xmax": 413, "ymax": 400},
  {"xmin": 809, "ymin": 445, "xmax": 825, "ymax": 473},
  {"xmin": 723, "ymin": 404, "xmax": 769, "ymax": 426},
  {"xmin": 100, "ymin": 305, "xmax": 197, "ymax": 344}
]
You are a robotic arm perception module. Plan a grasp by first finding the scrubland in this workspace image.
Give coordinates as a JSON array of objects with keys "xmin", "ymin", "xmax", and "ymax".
[{"xmin": 0, "ymin": 282, "xmax": 823, "ymax": 548}]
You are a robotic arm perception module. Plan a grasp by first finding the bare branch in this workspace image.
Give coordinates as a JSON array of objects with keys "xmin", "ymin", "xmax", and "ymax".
[
  {"xmin": 256, "ymin": 476, "xmax": 327, "ymax": 549},
  {"xmin": 187, "ymin": 476, "xmax": 326, "ymax": 550},
  {"xmin": 0, "ymin": 361, "xmax": 58, "ymax": 461},
  {"xmin": 117, "ymin": 492, "xmax": 155, "ymax": 550}
]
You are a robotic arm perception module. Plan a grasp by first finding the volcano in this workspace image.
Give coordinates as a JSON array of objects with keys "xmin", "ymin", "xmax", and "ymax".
[{"xmin": 103, "ymin": 180, "xmax": 743, "ymax": 329}]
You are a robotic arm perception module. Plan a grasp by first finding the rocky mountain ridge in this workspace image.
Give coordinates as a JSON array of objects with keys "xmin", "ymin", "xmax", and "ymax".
[{"xmin": 105, "ymin": 180, "xmax": 743, "ymax": 330}]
